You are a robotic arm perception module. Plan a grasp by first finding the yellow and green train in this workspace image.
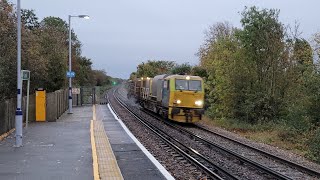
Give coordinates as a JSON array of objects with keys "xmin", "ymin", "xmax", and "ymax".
[{"xmin": 128, "ymin": 74, "xmax": 204, "ymax": 123}]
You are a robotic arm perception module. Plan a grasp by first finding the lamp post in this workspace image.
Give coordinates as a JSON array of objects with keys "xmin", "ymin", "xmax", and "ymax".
[
  {"xmin": 15, "ymin": 0, "xmax": 22, "ymax": 147},
  {"xmin": 68, "ymin": 15, "xmax": 89, "ymax": 114}
]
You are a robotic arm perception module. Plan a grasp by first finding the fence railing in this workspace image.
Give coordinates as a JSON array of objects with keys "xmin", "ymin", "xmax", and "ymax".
[
  {"xmin": 0, "ymin": 86, "xmax": 107, "ymax": 136},
  {"xmin": 0, "ymin": 89, "xmax": 68, "ymax": 135}
]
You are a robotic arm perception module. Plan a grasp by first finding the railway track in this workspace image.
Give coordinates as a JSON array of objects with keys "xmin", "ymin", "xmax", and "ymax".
[
  {"xmin": 112, "ymin": 86, "xmax": 320, "ymax": 179},
  {"xmin": 110, "ymin": 89, "xmax": 236, "ymax": 180},
  {"xmin": 191, "ymin": 124, "xmax": 320, "ymax": 178},
  {"xmin": 140, "ymin": 106, "xmax": 320, "ymax": 179},
  {"xmin": 141, "ymin": 109, "xmax": 293, "ymax": 180}
]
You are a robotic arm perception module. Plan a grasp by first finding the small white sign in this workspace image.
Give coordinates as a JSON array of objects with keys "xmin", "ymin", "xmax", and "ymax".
[
  {"xmin": 72, "ymin": 88, "xmax": 80, "ymax": 94},
  {"xmin": 22, "ymin": 70, "xmax": 30, "ymax": 80}
]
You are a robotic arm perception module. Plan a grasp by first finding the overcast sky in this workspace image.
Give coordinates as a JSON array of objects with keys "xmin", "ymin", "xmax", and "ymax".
[{"xmin": 14, "ymin": 0, "xmax": 320, "ymax": 79}]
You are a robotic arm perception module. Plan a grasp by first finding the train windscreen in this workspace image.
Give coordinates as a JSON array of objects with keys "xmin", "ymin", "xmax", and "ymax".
[
  {"xmin": 175, "ymin": 79, "xmax": 188, "ymax": 90},
  {"xmin": 189, "ymin": 80, "xmax": 202, "ymax": 91},
  {"xmin": 175, "ymin": 79, "xmax": 202, "ymax": 91}
]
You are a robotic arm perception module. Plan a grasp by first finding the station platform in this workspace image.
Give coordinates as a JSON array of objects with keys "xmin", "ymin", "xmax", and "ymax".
[
  {"xmin": 95, "ymin": 104, "xmax": 174, "ymax": 180},
  {"xmin": 0, "ymin": 105, "xmax": 174, "ymax": 180},
  {"xmin": 0, "ymin": 106, "xmax": 93, "ymax": 180}
]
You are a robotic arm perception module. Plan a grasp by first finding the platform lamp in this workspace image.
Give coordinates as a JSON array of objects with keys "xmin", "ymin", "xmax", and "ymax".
[
  {"xmin": 15, "ymin": 0, "xmax": 23, "ymax": 147},
  {"xmin": 68, "ymin": 14, "xmax": 89, "ymax": 114}
]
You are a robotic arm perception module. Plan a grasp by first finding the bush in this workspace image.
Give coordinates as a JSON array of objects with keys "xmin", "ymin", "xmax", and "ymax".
[
  {"xmin": 307, "ymin": 128, "xmax": 320, "ymax": 163},
  {"xmin": 277, "ymin": 111, "xmax": 311, "ymax": 143},
  {"xmin": 211, "ymin": 116, "xmax": 276, "ymax": 133},
  {"xmin": 277, "ymin": 126, "xmax": 300, "ymax": 143}
]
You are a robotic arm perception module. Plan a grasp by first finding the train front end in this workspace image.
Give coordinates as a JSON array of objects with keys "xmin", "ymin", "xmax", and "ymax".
[{"xmin": 167, "ymin": 75, "xmax": 205, "ymax": 123}]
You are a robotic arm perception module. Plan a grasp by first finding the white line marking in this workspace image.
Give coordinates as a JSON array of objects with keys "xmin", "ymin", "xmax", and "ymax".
[{"xmin": 107, "ymin": 103, "xmax": 175, "ymax": 180}]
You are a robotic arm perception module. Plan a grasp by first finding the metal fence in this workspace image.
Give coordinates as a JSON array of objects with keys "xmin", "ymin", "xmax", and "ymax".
[{"xmin": 72, "ymin": 86, "xmax": 102, "ymax": 106}]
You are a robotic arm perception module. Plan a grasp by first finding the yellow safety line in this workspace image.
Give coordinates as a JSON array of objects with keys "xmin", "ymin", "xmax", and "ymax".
[{"xmin": 90, "ymin": 120, "xmax": 100, "ymax": 180}]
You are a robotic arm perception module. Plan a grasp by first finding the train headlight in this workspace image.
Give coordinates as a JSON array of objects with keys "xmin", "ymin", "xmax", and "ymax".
[
  {"xmin": 174, "ymin": 99, "xmax": 182, "ymax": 104},
  {"xmin": 195, "ymin": 100, "xmax": 203, "ymax": 106}
]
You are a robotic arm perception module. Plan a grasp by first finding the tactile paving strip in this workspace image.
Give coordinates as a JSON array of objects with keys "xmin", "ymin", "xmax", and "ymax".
[{"xmin": 93, "ymin": 120, "xmax": 124, "ymax": 180}]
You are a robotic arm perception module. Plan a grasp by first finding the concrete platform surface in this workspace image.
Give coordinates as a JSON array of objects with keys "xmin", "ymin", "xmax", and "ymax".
[
  {"xmin": 0, "ymin": 106, "xmax": 93, "ymax": 180},
  {"xmin": 97, "ymin": 104, "xmax": 174, "ymax": 180}
]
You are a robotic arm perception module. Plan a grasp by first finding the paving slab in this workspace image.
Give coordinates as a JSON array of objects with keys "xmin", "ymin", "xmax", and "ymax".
[
  {"xmin": 99, "ymin": 104, "xmax": 170, "ymax": 180},
  {"xmin": 0, "ymin": 106, "xmax": 93, "ymax": 180}
]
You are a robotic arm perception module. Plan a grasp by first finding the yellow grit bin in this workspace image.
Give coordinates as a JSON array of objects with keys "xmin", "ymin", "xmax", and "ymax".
[{"xmin": 35, "ymin": 88, "xmax": 46, "ymax": 122}]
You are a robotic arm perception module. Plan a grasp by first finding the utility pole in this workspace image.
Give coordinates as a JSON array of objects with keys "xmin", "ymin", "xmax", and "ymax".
[
  {"xmin": 68, "ymin": 15, "xmax": 73, "ymax": 114},
  {"xmin": 68, "ymin": 14, "xmax": 89, "ymax": 114},
  {"xmin": 15, "ymin": 0, "xmax": 23, "ymax": 147}
]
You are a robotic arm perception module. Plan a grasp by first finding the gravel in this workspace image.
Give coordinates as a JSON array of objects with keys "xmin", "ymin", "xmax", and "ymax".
[
  {"xmin": 110, "ymin": 85, "xmax": 320, "ymax": 180},
  {"xmin": 108, "ymin": 89, "xmax": 207, "ymax": 180},
  {"xmin": 195, "ymin": 122, "xmax": 320, "ymax": 175}
]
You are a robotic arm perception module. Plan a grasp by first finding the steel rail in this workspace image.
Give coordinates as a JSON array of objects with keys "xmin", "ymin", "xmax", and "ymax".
[
  {"xmin": 110, "ymin": 89, "xmax": 236, "ymax": 180},
  {"xmin": 141, "ymin": 109, "xmax": 292, "ymax": 180},
  {"xmin": 193, "ymin": 124, "xmax": 320, "ymax": 178}
]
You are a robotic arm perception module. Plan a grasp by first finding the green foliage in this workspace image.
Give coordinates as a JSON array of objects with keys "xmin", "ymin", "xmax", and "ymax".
[
  {"xmin": 307, "ymin": 128, "xmax": 320, "ymax": 163},
  {"xmin": 199, "ymin": 6, "xmax": 320, "ymax": 162},
  {"xmin": 237, "ymin": 6, "xmax": 285, "ymax": 122},
  {"xmin": 283, "ymin": 38, "xmax": 320, "ymax": 129},
  {"xmin": 39, "ymin": 17, "xmax": 68, "ymax": 91},
  {"xmin": 0, "ymin": 0, "xmax": 18, "ymax": 100},
  {"xmin": 21, "ymin": 9, "xmax": 40, "ymax": 30},
  {"xmin": 171, "ymin": 63, "xmax": 192, "ymax": 75},
  {"xmin": 294, "ymin": 38, "xmax": 313, "ymax": 65},
  {"xmin": 211, "ymin": 117, "xmax": 276, "ymax": 133},
  {"xmin": 111, "ymin": 77, "xmax": 123, "ymax": 86},
  {"xmin": 0, "ymin": 3, "xmax": 110, "ymax": 100},
  {"xmin": 136, "ymin": 60, "xmax": 175, "ymax": 77},
  {"xmin": 191, "ymin": 66, "xmax": 208, "ymax": 78},
  {"xmin": 41, "ymin": 16, "xmax": 68, "ymax": 33},
  {"xmin": 198, "ymin": 22, "xmax": 247, "ymax": 119},
  {"xmin": 198, "ymin": 7, "xmax": 292, "ymax": 122},
  {"xmin": 92, "ymin": 70, "xmax": 110, "ymax": 86},
  {"xmin": 75, "ymin": 57, "xmax": 94, "ymax": 86},
  {"xmin": 129, "ymin": 72, "xmax": 137, "ymax": 80}
]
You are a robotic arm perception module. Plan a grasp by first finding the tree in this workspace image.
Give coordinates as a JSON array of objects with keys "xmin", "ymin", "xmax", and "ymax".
[
  {"xmin": 129, "ymin": 72, "xmax": 137, "ymax": 80},
  {"xmin": 39, "ymin": 17, "xmax": 68, "ymax": 91},
  {"xmin": 171, "ymin": 63, "xmax": 192, "ymax": 75},
  {"xmin": 191, "ymin": 66, "xmax": 208, "ymax": 78},
  {"xmin": 74, "ymin": 57, "xmax": 93, "ymax": 86},
  {"xmin": 198, "ymin": 22, "xmax": 235, "ymax": 70},
  {"xmin": 136, "ymin": 60, "xmax": 175, "ymax": 77},
  {"xmin": 293, "ymin": 38, "xmax": 313, "ymax": 66},
  {"xmin": 21, "ymin": 9, "xmax": 39, "ymax": 30},
  {"xmin": 0, "ymin": 3, "xmax": 105, "ymax": 101},
  {"xmin": 0, "ymin": 0, "xmax": 17, "ymax": 100},
  {"xmin": 195, "ymin": 5, "xmax": 320, "ymax": 162},
  {"xmin": 198, "ymin": 22, "xmax": 244, "ymax": 118},
  {"xmin": 236, "ymin": 6, "xmax": 285, "ymax": 121},
  {"xmin": 92, "ymin": 70, "xmax": 110, "ymax": 86},
  {"xmin": 284, "ymin": 37, "xmax": 320, "ymax": 127}
]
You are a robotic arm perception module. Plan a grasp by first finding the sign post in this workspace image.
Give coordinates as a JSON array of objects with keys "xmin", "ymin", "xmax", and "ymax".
[
  {"xmin": 22, "ymin": 70, "xmax": 30, "ymax": 128},
  {"xmin": 72, "ymin": 88, "xmax": 80, "ymax": 106},
  {"xmin": 67, "ymin": 71, "xmax": 76, "ymax": 78},
  {"xmin": 66, "ymin": 71, "xmax": 75, "ymax": 111}
]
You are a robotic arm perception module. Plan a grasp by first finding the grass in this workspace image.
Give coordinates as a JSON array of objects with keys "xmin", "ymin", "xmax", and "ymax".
[{"xmin": 201, "ymin": 116, "xmax": 309, "ymax": 157}]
